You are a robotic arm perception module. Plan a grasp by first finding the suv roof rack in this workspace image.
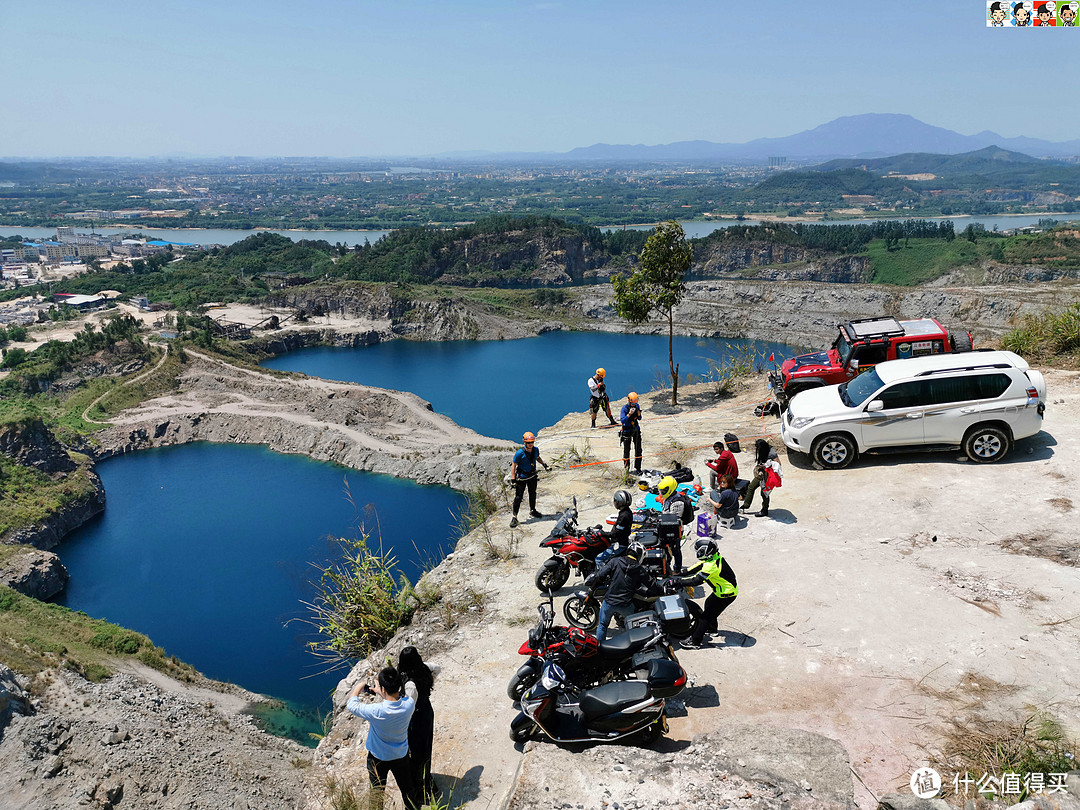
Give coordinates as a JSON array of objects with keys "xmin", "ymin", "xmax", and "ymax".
[
  {"xmin": 915, "ymin": 363, "xmax": 1012, "ymax": 377},
  {"xmin": 844, "ymin": 317, "xmax": 905, "ymax": 340}
]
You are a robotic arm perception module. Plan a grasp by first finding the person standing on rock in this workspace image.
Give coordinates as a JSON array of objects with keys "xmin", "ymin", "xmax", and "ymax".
[
  {"xmin": 620, "ymin": 392, "xmax": 643, "ymax": 475},
  {"xmin": 398, "ymin": 646, "xmax": 441, "ymax": 803},
  {"xmin": 587, "ymin": 367, "xmax": 618, "ymax": 429},
  {"xmin": 510, "ymin": 431, "xmax": 549, "ymax": 528},
  {"xmin": 346, "ymin": 666, "xmax": 421, "ymax": 810}
]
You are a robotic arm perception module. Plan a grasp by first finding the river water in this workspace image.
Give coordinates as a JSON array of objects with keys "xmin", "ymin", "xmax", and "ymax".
[
  {"xmin": 262, "ymin": 331, "xmax": 797, "ymax": 441},
  {"xmin": 3, "ymin": 212, "xmax": 1074, "ymax": 247},
  {"xmin": 58, "ymin": 442, "xmax": 466, "ymax": 743}
]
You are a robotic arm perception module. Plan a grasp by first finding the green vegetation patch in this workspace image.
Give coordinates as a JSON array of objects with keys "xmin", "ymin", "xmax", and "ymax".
[
  {"xmin": 0, "ymin": 585, "xmax": 196, "ymax": 682},
  {"xmin": 0, "ymin": 457, "xmax": 98, "ymax": 537},
  {"xmin": 866, "ymin": 237, "xmax": 984, "ymax": 285},
  {"xmin": 1002, "ymin": 300, "xmax": 1080, "ymax": 365}
]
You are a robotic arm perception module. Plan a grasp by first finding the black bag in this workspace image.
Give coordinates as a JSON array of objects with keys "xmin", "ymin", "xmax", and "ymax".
[
  {"xmin": 669, "ymin": 491, "xmax": 696, "ymax": 525},
  {"xmin": 663, "ymin": 461, "xmax": 694, "ymax": 483},
  {"xmin": 724, "ymin": 432, "xmax": 741, "ymax": 453}
]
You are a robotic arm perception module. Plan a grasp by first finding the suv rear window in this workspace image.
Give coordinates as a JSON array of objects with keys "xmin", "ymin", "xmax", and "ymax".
[{"xmin": 926, "ymin": 373, "xmax": 1012, "ymax": 405}]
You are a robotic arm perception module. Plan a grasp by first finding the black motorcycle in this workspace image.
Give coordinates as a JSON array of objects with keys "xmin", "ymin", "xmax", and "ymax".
[
  {"xmin": 508, "ymin": 593, "xmax": 682, "ymax": 703},
  {"xmin": 510, "ymin": 661, "xmax": 678, "ymax": 745},
  {"xmin": 562, "ymin": 583, "xmax": 703, "ymax": 641}
]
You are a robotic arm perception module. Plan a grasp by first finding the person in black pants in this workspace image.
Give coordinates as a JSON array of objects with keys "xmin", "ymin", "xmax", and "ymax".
[
  {"xmin": 619, "ymin": 392, "xmax": 643, "ymax": 474},
  {"xmin": 509, "ymin": 431, "xmax": 549, "ymax": 527},
  {"xmin": 666, "ymin": 537, "xmax": 738, "ymax": 649},
  {"xmin": 345, "ymin": 667, "xmax": 421, "ymax": 810},
  {"xmin": 398, "ymin": 646, "xmax": 440, "ymax": 803}
]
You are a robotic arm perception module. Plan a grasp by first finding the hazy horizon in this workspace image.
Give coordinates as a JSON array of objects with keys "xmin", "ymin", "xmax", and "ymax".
[{"xmin": 6, "ymin": 1, "xmax": 1078, "ymax": 159}]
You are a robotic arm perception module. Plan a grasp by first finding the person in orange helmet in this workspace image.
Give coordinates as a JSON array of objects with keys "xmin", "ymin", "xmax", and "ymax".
[
  {"xmin": 509, "ymin": 431, "xmax": 549, "ymax": 528},
  {"xmin": 619, "ymin": 392, "xmax": 643, "ymax": 475},
  {"xmin": 587, "ymin": 367, "xmax": 617, "ymax": 429}
]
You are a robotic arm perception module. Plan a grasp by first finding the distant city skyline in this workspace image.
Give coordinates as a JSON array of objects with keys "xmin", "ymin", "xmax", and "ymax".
[{"xmin": 5, "ymin": 0, "xmax": 1078, "ymax": 158}]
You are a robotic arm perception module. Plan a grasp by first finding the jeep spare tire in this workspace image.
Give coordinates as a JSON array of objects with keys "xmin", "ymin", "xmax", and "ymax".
[{"xmin": 950, "ymin": 331, "xmax": 973, "ymax": 352}]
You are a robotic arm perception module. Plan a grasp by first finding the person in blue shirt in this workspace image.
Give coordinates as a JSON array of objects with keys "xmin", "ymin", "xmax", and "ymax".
[
  {"xmin": 620, "ymin": 392, "xmax": 643, "ymax": 474},
  {"xmin": 509, "ymin": 431, "xmax": 549, "ymax": 528},
  {"xmin": 346, "ymin": 666, "xmax": 421, "ymax": 810}
]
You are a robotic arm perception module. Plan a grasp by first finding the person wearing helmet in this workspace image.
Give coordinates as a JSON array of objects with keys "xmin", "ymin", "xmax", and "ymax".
[
  {"xmin": 584, "ymin": 541, "xmax": 662, "ymax": 643},
  {"xmin": 658, "ymin": 475, "xmax": 692, "ymax": 571},
  {"xmin": 509, "ymin": 431, "xmax": 549, "ymax": 528},
  {"xmin": 665, "ymin": 538, "xmax": 738, "ymax": 649},
  {"xmin": 595, "ymin": 489, "xmax": 635, "ymax": 569},
  {"xmin": 619, "ymin": 392, "xmax": 643, "ymax": 475},
  {"xmin": 587, "ymin": 368, "xmax": 617, "ymax": 429}
]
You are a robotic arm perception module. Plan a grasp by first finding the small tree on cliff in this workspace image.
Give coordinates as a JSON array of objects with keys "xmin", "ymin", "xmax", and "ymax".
[{"xmin": 611, "ymin": 220, "xmax": 692, "ymax": 406}]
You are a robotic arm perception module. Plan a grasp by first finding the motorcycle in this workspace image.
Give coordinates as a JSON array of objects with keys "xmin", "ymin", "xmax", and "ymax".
[
  {"xmin": 508, "ymin": 592, "xmax": 684, "ymax": 703},
  {"xmin": 562, "ymin": 581, "xmax": 703, "ymax": 641},
  {"xmin": 535, "ymin": 498, "xmax": 611, "ymax": 592},
  {"xmin": 510, "ymin": 661, "xmax": 675, "ymax": 745}
]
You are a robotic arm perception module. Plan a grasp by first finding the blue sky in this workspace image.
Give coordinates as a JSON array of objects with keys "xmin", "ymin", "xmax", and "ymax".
[{"xmin": 4, "ymin": 0, "xmax": 1078, "ymax": 157}]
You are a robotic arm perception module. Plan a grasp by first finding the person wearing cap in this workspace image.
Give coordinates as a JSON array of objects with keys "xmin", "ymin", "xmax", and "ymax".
[
  {"xmin": 619, "ymin": 392, "xmax": 643, "ymax": 475},
  {"xmin": 509, "ymin": 431, "xmax": 549, "ymax": 528},
  {"xmin": 587, "ymin": 367, "xmax": 618, "ymax": 429}
]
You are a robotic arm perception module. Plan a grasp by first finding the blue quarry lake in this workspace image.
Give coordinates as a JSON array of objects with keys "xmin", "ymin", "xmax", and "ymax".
[
  {"xmin": 59, "ymin": 442, "xmax": 466, "ymax": 742},
  {"xmin": 262, "ymin": 331, "xmax": 797, "ymax": 441}
]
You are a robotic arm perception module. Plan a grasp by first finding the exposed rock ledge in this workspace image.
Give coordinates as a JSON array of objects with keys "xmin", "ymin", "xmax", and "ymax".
[
  {"xmin": 91, "ymin": 350, "xmax": 514, "ymax": 491},
  {"xmin": 0, "ymin": 548, "xmax": 69, "ymax": 600},
  {"xmin": 3, "ymin": 472, "xmax": 106, "ymax": 552}
]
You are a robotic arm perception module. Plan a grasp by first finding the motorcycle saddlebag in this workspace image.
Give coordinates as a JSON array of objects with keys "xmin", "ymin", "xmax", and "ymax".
[
  {"xmin": 657, "ymin": 593, "xmax": 692, "ymax": 638},
  {"xmin": 657, "ymin": 513, "xmax": 680, "ymax": 545},
  {"xmin": 641, "ymin": 547, "xmax": 667, "ymax": 577},
  {"xmin": 646, "ymin": 657, "xmax": 686, "ymax": 698},
  {"xmin": 626, "ymin": 610, "xmax": 659, "ymax": 630}
]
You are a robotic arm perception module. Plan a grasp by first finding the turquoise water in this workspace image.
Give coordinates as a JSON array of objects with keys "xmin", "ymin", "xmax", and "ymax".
[
  {"xmin": 58, "ymin": 443, "xmax": 466, "ymax": 742},
  {"xmin": 262, "ymin": 331, "xmax": 796, "ymax": 441}
]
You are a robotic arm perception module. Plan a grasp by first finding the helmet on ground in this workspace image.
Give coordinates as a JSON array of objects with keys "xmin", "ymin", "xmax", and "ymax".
[
  {"xmin": 627, "ymin": 392, "xmax": 639, "ymax": 403},
  {"xmin": 658, "ymin": 475, "xmax": 678, "ymax": 500},
  {"xmin": 695, "ymin": 538, "xmax": 719, "ymax": 560},
  {"xmin": 627, "ymin": 542, "xmax": 645, "ymax": 562},
  {"xmin": 523, "ymin": 431, "xmax": 536, "ymax": 443},
  {"xmin": 613, "ymin": 489, "xmax": 632, "ymax": 509},
  {"xmin": 596, "ymin": 368, "xmax": 606, "ymax": 378}
]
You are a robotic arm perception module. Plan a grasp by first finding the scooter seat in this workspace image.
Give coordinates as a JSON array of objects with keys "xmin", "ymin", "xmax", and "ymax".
[
  {"xmin": 580, "ymin": 680, "xmax": 652, "ymax": 720},
  {"xmin": 598, "ymin": 625, "xmax": 654, "ymax": 656}
]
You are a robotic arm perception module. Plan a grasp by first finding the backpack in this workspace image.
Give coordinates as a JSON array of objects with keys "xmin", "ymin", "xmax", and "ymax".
[{"xmin": 669, "ymin": 491, "xmax": 696, "ymax": 525}]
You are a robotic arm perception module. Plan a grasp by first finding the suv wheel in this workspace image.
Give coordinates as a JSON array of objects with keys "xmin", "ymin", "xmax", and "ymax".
[
  {"xmin": 963, "ymin": 426, "xmax": 1009, "ymax": 463},
  {"xmin": 812, "ymin": 434, "xmax": 856, "ymax": 469}
]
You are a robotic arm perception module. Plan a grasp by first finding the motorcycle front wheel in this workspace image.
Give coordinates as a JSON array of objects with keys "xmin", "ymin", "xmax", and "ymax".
[
  {"xmin": 562, "ymin": 594, "xmax": 600, "ymax": 630},
  {"xmin": 507, "ymin": 669, "xmax": 538, "ymax": 702},
  {"xmin": 534, "ymin": 559, "xmax": 570, "ymax": 592},
  {"xmin": 510, "ymin": 712, "xmax": 538, "ymax": 743}
]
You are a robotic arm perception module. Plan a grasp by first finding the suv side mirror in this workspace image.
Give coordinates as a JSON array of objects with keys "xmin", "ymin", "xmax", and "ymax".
[
  {"xmin": 866, "ymin": 400, "xmax": 883, "ymax": 412},
  {"xmin": 849, "ymin": 359, "xmax": 859, "ymax": 371}
]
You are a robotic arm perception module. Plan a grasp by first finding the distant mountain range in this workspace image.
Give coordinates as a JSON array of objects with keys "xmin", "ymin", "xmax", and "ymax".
[{"xmin": 464, "ymin": 114, "xmax": 1080, "ymax": 163}]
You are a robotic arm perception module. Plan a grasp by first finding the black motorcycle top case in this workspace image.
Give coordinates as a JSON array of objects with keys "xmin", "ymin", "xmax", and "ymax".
[{"xmin": 646, "ymin": 658, "xmax": 686, "ymax": 698}]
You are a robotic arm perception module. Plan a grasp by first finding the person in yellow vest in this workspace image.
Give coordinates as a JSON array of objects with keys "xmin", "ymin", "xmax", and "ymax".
[{"xmin": 665, "ymin": 537, "xmax": 737, "ymax": 649}]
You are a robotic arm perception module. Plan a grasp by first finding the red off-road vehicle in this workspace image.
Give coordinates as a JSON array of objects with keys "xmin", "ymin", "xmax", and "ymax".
[{"xmin": 768, "ymin": 317, "xmax": 973, "ymax": 409}]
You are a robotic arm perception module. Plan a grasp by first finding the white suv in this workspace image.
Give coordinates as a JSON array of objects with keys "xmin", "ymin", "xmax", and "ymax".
[{"xmin": 781, "ymin": 350, "xmax": 1047, "ymax": 469}]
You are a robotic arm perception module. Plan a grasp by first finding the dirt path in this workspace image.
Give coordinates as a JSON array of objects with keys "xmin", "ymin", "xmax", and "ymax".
[{"xmin": 318, "ymin": 371, "xmax": 1080, "ymax": 809}]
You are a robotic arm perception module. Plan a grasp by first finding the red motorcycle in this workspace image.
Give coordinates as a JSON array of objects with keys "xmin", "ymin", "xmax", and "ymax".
[{"xmin": 534, "ymin": 498, "xmax": 611, "ymax": 592}]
